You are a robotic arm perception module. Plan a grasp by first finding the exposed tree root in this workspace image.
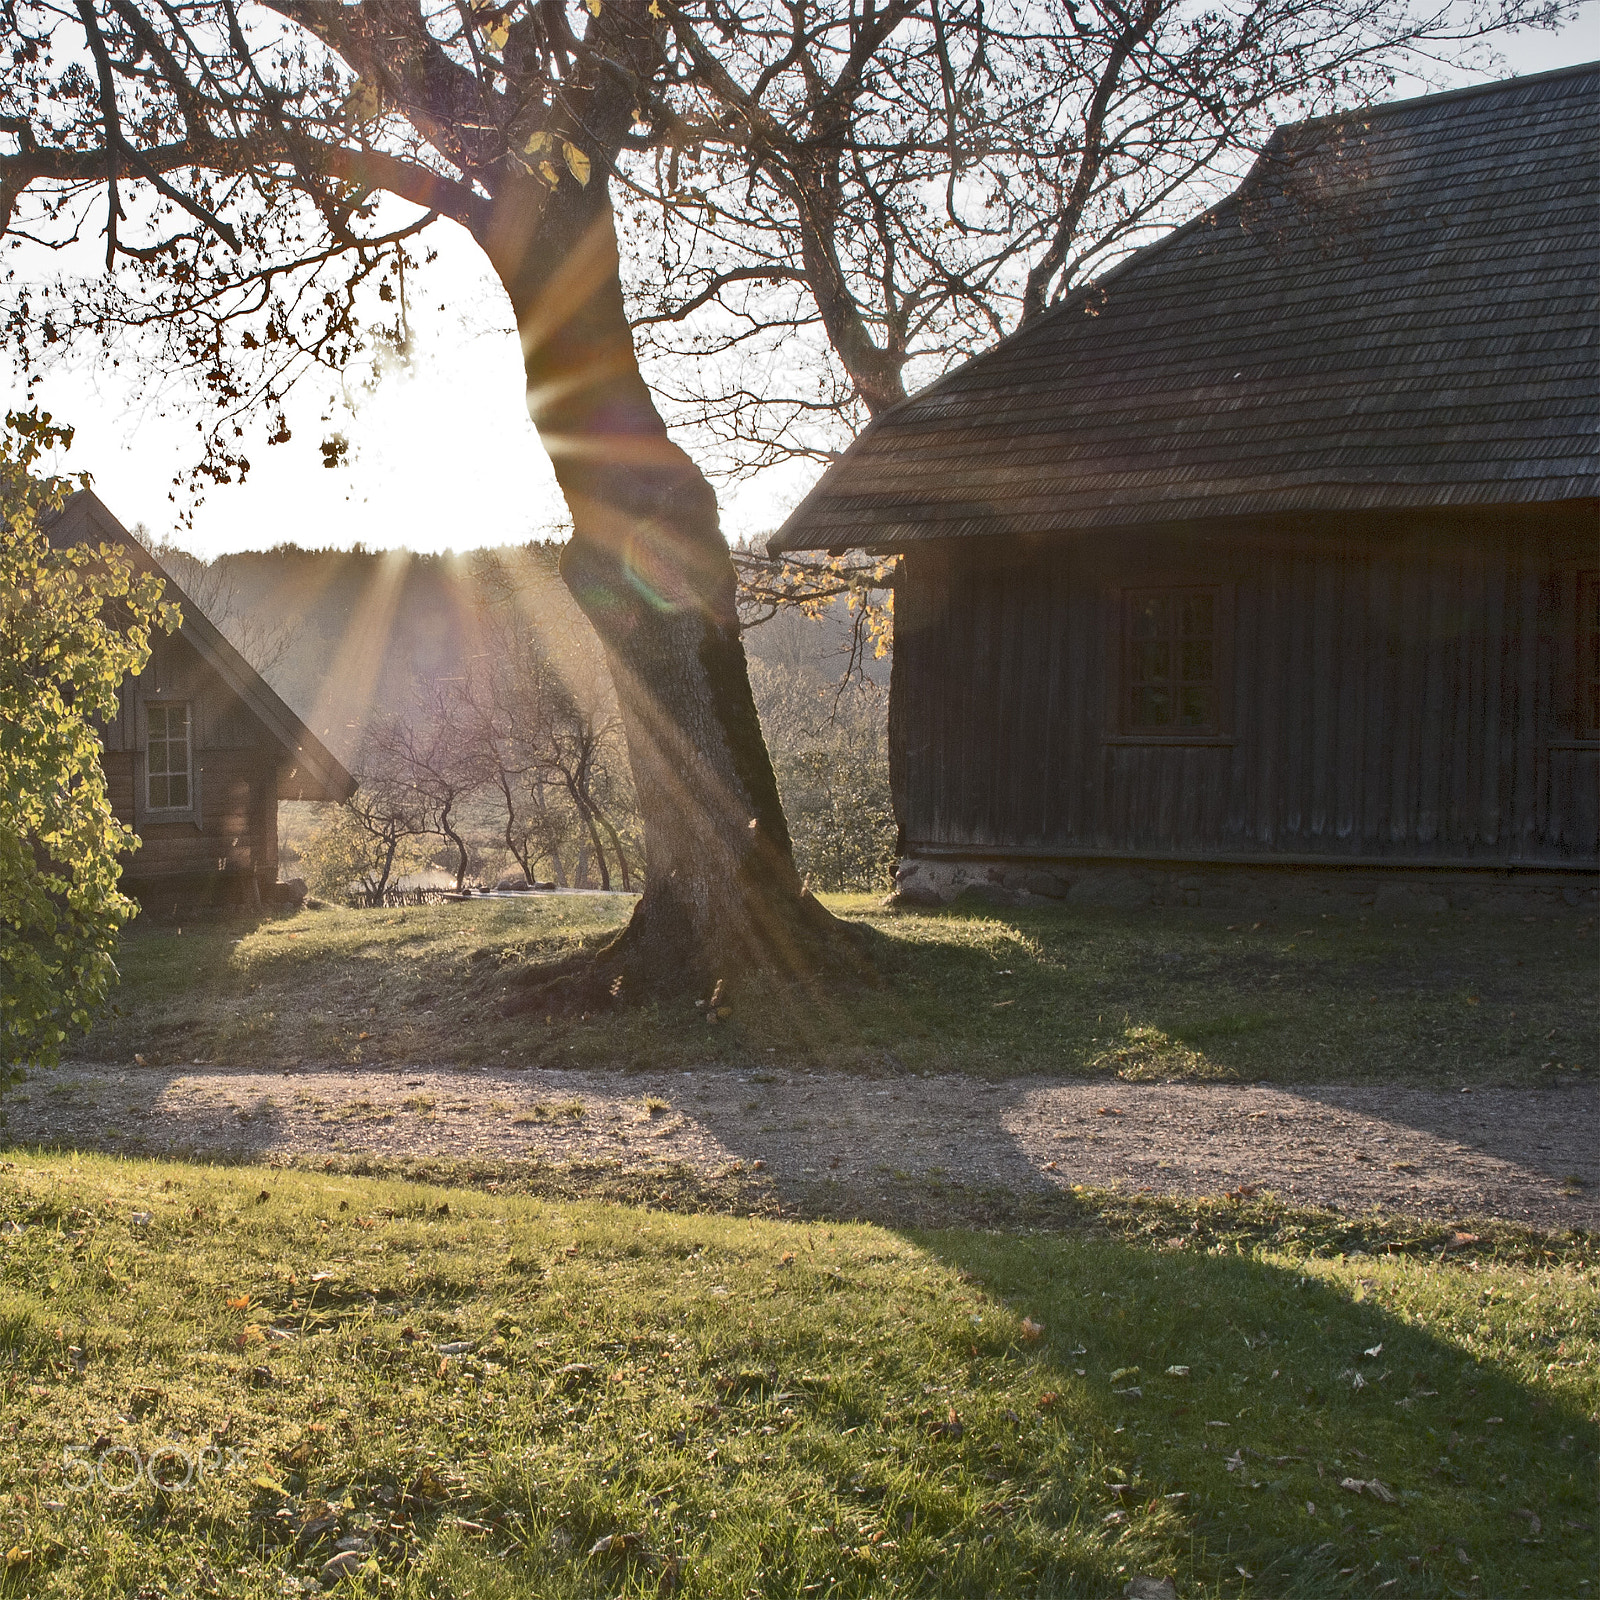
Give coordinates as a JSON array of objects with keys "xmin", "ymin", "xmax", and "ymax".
[{"xmin": 502, "ymin": 888, "xmax": 876, "ymax": 1019}]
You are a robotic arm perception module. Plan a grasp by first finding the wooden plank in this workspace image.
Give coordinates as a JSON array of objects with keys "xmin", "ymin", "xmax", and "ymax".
[
  {"xmin": 1310, "ymin": 553, "xmax": 1340, "ymax": 844},
  {"xmin": 1253, "ymin": 551, "xmax": 1285, "ymax": 847},
  {"xmin": 1282, "ymin": 550, "xmax": 1313, "ymax": 844},
  {"xmin": 1333, "ymin": 550, "xmax": 1365, "ymax": 850},
  {"xmin": 1389, "ymin": 543, "xmax": 1426, "ymax": 850},
  {"xmin": 1479, "ymin": 541, "xmax": 1508, "ymax": 848},
  {"xmin": 1415, "ymin": 540, "xmax": 1452, "ymax": 850},
  {"xmin": 1452, "ymin": 546, "xmax": 1485, "ymax": 853},
  {"xmin": 1509, "ymin": 557, "xmax": 1542, "ymax": 855}
]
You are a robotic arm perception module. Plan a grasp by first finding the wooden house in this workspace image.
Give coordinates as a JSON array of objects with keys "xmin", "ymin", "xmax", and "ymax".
[
  {"xmin": 771, "ymin": 64, "xmax": 1600, "ymax": 915},
  {"xmin": 50, "ymin": 491, "xmax": 354, "ymax": 911}
]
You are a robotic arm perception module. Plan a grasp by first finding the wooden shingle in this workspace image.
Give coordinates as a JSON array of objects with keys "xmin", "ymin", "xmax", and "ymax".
[{"xmin": 772, "ymin": 63, "xmax": 1599, "ymax": 554}]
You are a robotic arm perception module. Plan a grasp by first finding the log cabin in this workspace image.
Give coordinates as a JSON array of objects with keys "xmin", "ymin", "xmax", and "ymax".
[
  {"xmin": 771, "ymin": 63, "xmax": 1600, "ymax": 916},
  {"xmin": 49, "ymin": 490, "xmax": 354, "ymax": 912}
]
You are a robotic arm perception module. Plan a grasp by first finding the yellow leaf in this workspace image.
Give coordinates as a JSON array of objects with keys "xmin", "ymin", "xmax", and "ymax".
[
  {"xmin": 587, "ymin": 0, "xmax": 602, "ymax": 13},
  {"xmin": 563, "ymin": 142, "xmax": 591, "ymax": 186},
  {"xmin": 343, "ymin": 79, "xmax": 380, "ymax": 126},
  {"xmin": 538, "ymin": 160, "xmax": 561, "ymax": 186},
  {"xmin": 648, "ymin": 0, "xmax": 664, "ymax": 15},
  {"xmin": 226, "ymin": 1294, "xmax": 250, "ymax": 1311},
  {"xmin": 523, "ymin": 130, "xmax": 554, "ymax": 156},
  {"xmin": 486, "ymin": 18, "xmax": 509, "ymax": 49}
]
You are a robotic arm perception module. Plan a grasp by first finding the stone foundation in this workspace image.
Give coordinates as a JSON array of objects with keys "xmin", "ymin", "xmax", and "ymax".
[{"xmin": 890, "ymin": 853, "xmax": 1599, "ymax": 917}]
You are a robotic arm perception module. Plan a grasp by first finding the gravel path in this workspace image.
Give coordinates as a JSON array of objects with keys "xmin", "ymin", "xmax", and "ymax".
[{"xmin": 6, "ymin": 1063, "xmax": 1596, "ymax": 1230}]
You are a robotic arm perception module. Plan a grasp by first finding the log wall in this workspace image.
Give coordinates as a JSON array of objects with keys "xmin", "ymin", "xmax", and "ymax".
[
  {"xmin": 890, "ymin": 505, "xmax": 1600, "ymax": 868},
  {"xmin": 99, "ymin": 627, "xmax": 281, "ymax": 895}
]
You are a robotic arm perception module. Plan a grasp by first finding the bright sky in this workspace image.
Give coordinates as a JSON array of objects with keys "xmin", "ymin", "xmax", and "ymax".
[{"xmin": 11, "ymin": 16, "xmax": 1597, "ymax": 560}]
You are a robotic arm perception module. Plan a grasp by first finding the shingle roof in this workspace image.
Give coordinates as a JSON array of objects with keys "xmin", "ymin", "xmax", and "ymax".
[{"xmin": 771, "ymin": 62, "xmax": 1600, "ymax": 553}]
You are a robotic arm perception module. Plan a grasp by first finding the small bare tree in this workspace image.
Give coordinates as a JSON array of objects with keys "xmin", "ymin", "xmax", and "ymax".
[
  {"xmin": 366, "ymin": 686, "xmax": 490, "ymax": 892},
  {"xmin": 469, "ymin": 547, "xmax": 642, "ymax": 892}
]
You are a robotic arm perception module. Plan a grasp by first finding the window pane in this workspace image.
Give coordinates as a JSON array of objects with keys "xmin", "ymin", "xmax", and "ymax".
[
  {"xmin": 147, "ymin": 702, "xmax": 190, "ymax": 806},
  {"xmin": 1180, "ymin": 686, "xmax": 1215, "ymax": 727},
  {"xmin": 1181, "ymin": 593, "xmax": 1213, "ymax": 636},
  {"xmin": 1133, "ymin": 686, "xmax": 1173, "ymax": 727},
  {"xmin": 1129, "ymin": 596, "xmax": 1169, "ymax": 639},
  {"xmin": 1132, "ymin": 640, "xmax": 1171, "ymax": 682},
  {"xmin": 1181, "ymin": 639, "xmax": 1213, "ymax": 683}
]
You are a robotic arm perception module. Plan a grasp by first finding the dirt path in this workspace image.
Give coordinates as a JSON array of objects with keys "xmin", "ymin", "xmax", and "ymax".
[{"xmin": 7, "ymin": 1064, "xmax": 1596, "ymax": 1230}]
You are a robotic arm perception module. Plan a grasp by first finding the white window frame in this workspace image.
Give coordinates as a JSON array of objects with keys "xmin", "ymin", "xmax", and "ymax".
[{"xmin": 144, "ymin": 700, "xmax": 194, "ymax": 813}]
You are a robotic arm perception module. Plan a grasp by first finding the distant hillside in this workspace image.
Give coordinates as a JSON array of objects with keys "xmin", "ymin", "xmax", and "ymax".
[{"xmin": 148, "ymin": 540, "xmax": 887, "ymax": 761}]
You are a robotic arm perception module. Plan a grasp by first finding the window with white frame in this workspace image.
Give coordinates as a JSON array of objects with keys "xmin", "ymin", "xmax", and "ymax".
[{"xmin": 146, "ymin": 702, "xmax": 192, "ymax": 810}]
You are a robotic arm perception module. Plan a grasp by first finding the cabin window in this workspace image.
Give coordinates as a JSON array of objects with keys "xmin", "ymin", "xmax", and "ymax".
[
  {"xmin": 146, "ymin": 702, "xmax": 192, "ymax": 810},
  {"xmin": 1124, "ymin": 587, "xmax": 1220, "ymax": 732},
  {"xmin": 1580, "ymin": 570, "xmax": 1600, "ymax": 740}
]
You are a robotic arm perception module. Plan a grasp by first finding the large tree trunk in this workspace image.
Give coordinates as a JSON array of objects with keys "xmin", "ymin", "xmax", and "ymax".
[{"xmin": 480, "ymin": 176, "xmax": 847, "ymax": 998}]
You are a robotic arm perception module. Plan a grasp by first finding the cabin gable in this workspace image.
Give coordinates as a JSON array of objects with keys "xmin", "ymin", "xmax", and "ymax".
[{"xmin": 49, "ymin": 489, "xmax": 354, "ymax": 909}]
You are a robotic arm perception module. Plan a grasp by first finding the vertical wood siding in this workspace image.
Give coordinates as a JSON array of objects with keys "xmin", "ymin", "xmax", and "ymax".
[{"xmin": 893, "ymin": 513, "xmax": 1599, "ymax": 866}]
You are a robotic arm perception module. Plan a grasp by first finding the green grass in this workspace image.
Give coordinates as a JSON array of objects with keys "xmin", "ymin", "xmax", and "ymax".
[
  {"xmin": 0, "ymin": 1153, "xmax": 1593, "ymax": 1598},
  {"xmin": 76, "ymin": 895, "xmax": 1596, "ymax": 1085}
]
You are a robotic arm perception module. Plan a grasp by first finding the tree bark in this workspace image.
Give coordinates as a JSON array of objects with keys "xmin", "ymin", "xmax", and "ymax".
[{"xmin": 479, "ymin": 173, "xmax": 847, "ymax": 996}]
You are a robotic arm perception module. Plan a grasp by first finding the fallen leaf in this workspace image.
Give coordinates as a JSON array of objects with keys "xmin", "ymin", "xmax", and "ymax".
[
  {"xmin": 1035, "ymin": 1392, "xmax": 1058, "ymax": 1410},
  {"xmin": 1165, "ymin": 1365, "xmax": 1190, "ymax": 1377},
  {"xmin": 1019, "ymin": 1317, "xmax": 1044, "ymax": 1342},
  {"xmin": 1123, "ymin": 1576, "xmax": 1177, "ymax": 1600},
  {"xmin": 1109, "ymin": 1366, "xmax": 1139, "ymax": 1383},
  {"xmin": 1362, "ymin": 1343, "xmax": 1383, "ymax": 1359},
  {"xmin": 319, "ymin": 1550, "xmax": 367, "ymax": 1584},
  {"xmin": 588, "ymin": 1531, "xmax": 642, "ymax": 1558},
  {"xmin": 1339, "ymin": 1477, "xmax": 1397, "ymax": 1503},
  {"xmin": 225, "ymin": 1295, "xmax": 250, "ymax": 1311}
]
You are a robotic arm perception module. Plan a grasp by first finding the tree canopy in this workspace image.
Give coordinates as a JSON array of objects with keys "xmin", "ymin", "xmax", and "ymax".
[{"xmin": 0, "ymin": 410, "xmax": 177, "ymax": 1068}]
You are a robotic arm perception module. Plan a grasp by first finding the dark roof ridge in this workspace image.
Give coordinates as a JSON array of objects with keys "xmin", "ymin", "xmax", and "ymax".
[{"xmin": 1273, "ymin": 56, "xmax": 1599, "ymax": 139}]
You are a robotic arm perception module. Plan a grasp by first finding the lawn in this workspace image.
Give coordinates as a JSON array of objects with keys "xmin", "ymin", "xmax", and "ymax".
[
  {"xmin": 0, "ymin": 1153, "xmax": 1593, "ymax": 1598},
  {"xmin": 75, "ymin": 894, "xmax": 1597, "ymax": 1085}
]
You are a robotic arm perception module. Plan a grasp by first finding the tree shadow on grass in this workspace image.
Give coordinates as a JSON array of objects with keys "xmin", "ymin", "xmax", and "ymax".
[{"xmin": 906, "ymin": 1229, "xmax": 1598, "ymax": 1598}]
